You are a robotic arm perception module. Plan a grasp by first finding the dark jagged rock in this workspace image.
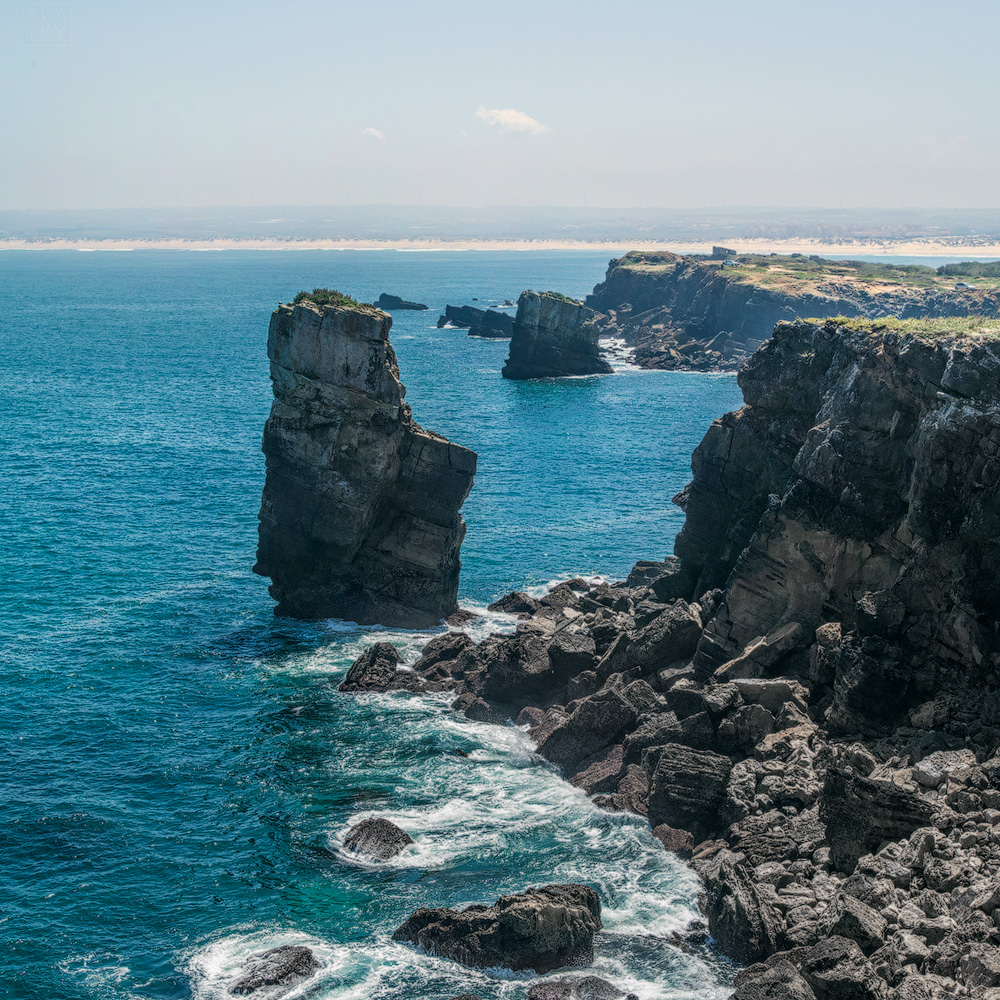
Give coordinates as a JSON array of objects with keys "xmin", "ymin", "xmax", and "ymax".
[
  {"xmin": 701, "ymin": 851, "xmax": 780, "ymax": 964},
  {"xmin": 229, "ymin": 945, "xmax": 321, "ymax": 995},
  {"xmin": 437, "ymin": 304, "xmax": 489, "ymax": 328},
  {"xmin": 254, "ymin": 296, "xmax": 476, "ymax": 626},
  {"xmin": 527, "ymin": 976, "xmax": 638, "ymax": 1000},
  {"xmin": 339, "ymin": 642, "xmax": 418, "ymax": 692},
  {"xmin": 343, "ymin": 817, "xmax": 413, "ymax": 859},
  {"xmin": 468, "ymin": 309, "xmax": 515, "ymax": 339},
  {"xmin": 391, "ymin": 884, "xmax": 602, "ymax": 973},
  {"xmin": 502, "ymin": 292, "xmax": 613, "ymax": 379},
  {"xmin": 730, "ymin": 961, "xmax": 818, "ymax": 1000},
  {"xmin": 374, "ymin": 292, "xmax": 428, "ymax": 311},
  {"xmin": 821, "ymin": 768, "xmax": 935, "ymax": 872},
  {"xmin": 647, "ymin": 744, "xmax": 731, "ymax": 840}
]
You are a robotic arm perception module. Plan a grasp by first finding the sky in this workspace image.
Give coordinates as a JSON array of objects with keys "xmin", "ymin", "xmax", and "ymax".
[{"xmin": 2, "ymin": 0, "xmax": 999, "ymax": 211}]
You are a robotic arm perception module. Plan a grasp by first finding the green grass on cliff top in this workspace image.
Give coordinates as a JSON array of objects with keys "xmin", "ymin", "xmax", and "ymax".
[
  {"xmin": 813, "ymin": 315, "xmax": 1000, "ymax": 340},
  {"xmin": 291, "ymin": 288, "xmax": 379, "ymax": 312},
  {"xmin": 615, "ymin": 251, "xmax": 1000, "ymax": 293}
]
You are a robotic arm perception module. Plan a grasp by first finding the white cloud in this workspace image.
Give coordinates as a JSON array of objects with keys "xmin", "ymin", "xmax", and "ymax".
[
  {"xmin": 474, "ymin": 107, "xmax": 550, "ymax": 135},
  {"xmin": 361, "ymin": 126, "xmax": 385, "ymax": 140}
]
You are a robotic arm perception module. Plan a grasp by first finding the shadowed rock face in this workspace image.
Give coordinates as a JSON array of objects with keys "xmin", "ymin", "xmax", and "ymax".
[
  {"xmin": 254, "ymin": 299, "xmax": 476, "ymax": 625},
  {"xmin": 502, "ymin": 292, "xmax": 613, "ymax": 379},
  {"xmin": 392, "ymin": 884, "xmax": 602, "ymax": 973},
  {"xmin": 676, "ymin": 319, "xmax": 1000, "ymax": 728}
]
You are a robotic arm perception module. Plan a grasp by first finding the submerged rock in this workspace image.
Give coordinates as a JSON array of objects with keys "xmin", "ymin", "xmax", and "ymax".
[
  {"xmin": 391, "ymin": 883, "xmax": 602, "ymax": 973},
  {"xmin": 502, "ymin": 291, "xmax": 613, "ymax": 379},
  {"xmin": 254, "ymin": 294, "xmax": 477, "ymax": 626},
  {"xmin": 343, "ymin": 817, "xmax": 413, "ymax": 859},
  {"xmin": 229, "ymin": 944, "xmax": 320, "ymax": 995}
]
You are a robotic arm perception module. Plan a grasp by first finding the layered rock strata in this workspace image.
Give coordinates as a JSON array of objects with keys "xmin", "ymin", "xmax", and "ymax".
[
  {"xmin": 254, "ymin": 295, "xmax": 476, "ymax": 625},
  {"xmin": 503, "ymin": 292, "xmax": 613, "ymax": 379},
  {"xmin": 348, "ymin": 319, "xmax": 1000, "ymax": 997},
  {"xmin": 585, "ymin": 252, "xmax": 1000, "ymax": 371}
]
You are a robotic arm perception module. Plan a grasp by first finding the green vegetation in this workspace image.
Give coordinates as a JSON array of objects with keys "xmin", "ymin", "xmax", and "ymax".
[
  {"xmin": 543, "ymin": 290, "xmax": 582, "ymax": 304},
  {"xmin": 808, "ymin": 315, "xmax": 1000, "ymax": 340},
  {"xmin": 292, "ymin": 288, "xmax": 365, "ymax": 309},
  {"xmin": 937, "ymin": 261, "xmax": 1000, "ymax": 278},
  {"xmin": 616, "ymin": 251, "xmax": 1000, "ymax": 293}
]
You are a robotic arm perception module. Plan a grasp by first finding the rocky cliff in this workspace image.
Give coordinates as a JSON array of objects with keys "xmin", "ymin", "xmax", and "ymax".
[
  {"xmin": 586, "ymin": 252, "xmax": 1000, "ymax": 372},
  {"xmin": 254, "ymin": 292, "xmax": 477, "ymax": 626},
  {"xmin": 502, "ymin": 291, "xmax": 613, "ymax": 380},
  {"xmin": 346, "ymin": 317, "xmax": 1000, "ymax": 998}
]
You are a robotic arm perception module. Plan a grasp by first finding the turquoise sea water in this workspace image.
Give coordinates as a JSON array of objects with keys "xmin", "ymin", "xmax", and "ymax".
[{"xmin": 0, "ymin": 250, "xmax": 743, "ymax": 1000}]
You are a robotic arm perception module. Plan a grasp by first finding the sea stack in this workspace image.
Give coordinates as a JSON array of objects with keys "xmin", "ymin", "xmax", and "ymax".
[
  {"xmin": 502, "ymin": 291, "xmax": 613, "ymax": 379},
  {"xmin": 254, "ymin": 290, "xmax": 477, "ymax": 626}
]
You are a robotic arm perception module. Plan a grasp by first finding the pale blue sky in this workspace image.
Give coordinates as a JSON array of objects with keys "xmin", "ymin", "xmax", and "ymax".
[{"xmin": 2, "ymin": 0, "xmax": 998, "ymax": 210}]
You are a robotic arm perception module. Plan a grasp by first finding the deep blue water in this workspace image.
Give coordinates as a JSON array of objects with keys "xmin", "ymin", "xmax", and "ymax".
[{"xmin": 0, "ymin": 250, "xmax": 743, "ymax": 1000}]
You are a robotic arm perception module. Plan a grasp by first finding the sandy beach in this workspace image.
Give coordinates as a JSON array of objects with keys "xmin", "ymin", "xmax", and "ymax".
[{"xmin": 3, "ymin": 236, "xmax": 1000, "ymax": 257}]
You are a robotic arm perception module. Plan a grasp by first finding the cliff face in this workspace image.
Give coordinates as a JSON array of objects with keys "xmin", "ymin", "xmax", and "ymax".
[
  {"xmin": 254, "ymin": 298, "xmax": 477, "ymax": 626},
  {"xmin": 344, "ymin": 318, "xmax": 1000, "ymax": 998},
  {"xmin": 677, "ymin": 319, "xmax": 1000, "ymax": 734},
  {"xmin": 502, "ymin": 291, "xmax": 614, "ymax": 380},
  {"xmin": 587, "ymin": 253, "xmax": 1000, "ymax": 372}
]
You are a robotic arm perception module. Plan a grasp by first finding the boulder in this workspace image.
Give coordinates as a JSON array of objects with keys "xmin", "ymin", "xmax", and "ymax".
[
  {"xmin": 343, "ymin": 817, "xmax": 413, "ymax": 859},
  {"xmin": 339, "ymin": 642, "xmax": 414, "ymax": 692},
  {"xmin": 229, "ymin": 945, "xmax": 321, "ymax": 995},
  {"xmin": 821, "ymin": 894, "xmax": 888, "ymax": 955},
  {"xmin": 526, "ymin": 976, "xmax": 638, "ymax": 1000},
  {"xmin": 488, "ymin": 591, "xmax": 541, "ymax": 615},
  {"xmin": 647, "ymin": 743, "xmax": 732, "ymax": 839},
  {"xmin": 701, "ymin": 852, "xmax": 780, "ymax": 964},
  {"xmin": 391, "ymin": 884, "xmax": 602, "ymax": 973},
  {"xmin": 730, "ymin": 961, "xmax": 818, "ymax": 1000},
  {"xmin": 797, "ymin": 936, "xmax": 888, "ymax": 1000},
  {"xmin": 821, "ymin": 768, "xmax": 935, "ymax": 872},
  {"xmin": 255, "ymin": 297, "xmax": 476, "ymax": 625}
]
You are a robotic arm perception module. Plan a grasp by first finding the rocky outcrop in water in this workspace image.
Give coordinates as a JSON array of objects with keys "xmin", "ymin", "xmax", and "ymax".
[
  {"xmin": 343, "ymin": 817, "xmax": 413, "ymax": 859},
  {"xmin": 229, "ymin": 945, "xmax": 321, "ymax": 995},
  {"xmin": 253, "ymin": 294, "xmax": 477, "ymax": 626},
  {"xmin": 374, "ymin": 292, "xmax": 428, "ymax": 311},
  {"xmin": 502, "ymin": 292, "xmax": 613, "ymax": 380},
  {"xmin": 392, "ymin": 884, "xmax": 602, "ymax": 973},
  {"xmin": 436, "ymin": 304, "xmax": 515, "ymax": 338},
  {"xmin": 585, "ymin": 252, "xmax": 1000, "ymax": 372},
  {"xmin": 368, "ymin": 319, "xmax": 1000, "ymax": 998}
]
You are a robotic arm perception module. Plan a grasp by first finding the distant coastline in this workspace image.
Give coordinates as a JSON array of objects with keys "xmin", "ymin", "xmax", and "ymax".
[{"xmin": 4, "ymin": 236, "xmax": 1000, "ymax": 257}]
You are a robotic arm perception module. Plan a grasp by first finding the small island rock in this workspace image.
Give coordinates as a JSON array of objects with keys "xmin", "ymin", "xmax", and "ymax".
[
  {"xmin": 229, "ymin": 944, "xmax": 320, "ymax": 995},
  {"xmin": 343, "ymin": 817, "xmax": 414, "ymax": 859},
  {"xmin": 392, "ymin": 883, "xmax": 602, "ymax": 973}
]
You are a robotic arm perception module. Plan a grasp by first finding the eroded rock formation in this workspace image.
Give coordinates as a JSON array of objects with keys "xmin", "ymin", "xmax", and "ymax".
[
  {"xmin": 349, "ymin": 318, "xmax": 1000, "ymax": 998},
  {"xmin": 254, "ymin": 294, "xmax": 476, "ymax": 625},
  {"xmin": 585, "ymin": 252, "xmax": 1000, "ymax": 372},
  {"xmin": 502, "ymin": 292, "xmax": 613, "ymax": 379}
]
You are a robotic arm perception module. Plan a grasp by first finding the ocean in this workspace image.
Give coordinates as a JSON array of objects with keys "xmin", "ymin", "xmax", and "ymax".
[{"xmin": 0, "ymin": 249, "xmax": 744, "ymax": 999}]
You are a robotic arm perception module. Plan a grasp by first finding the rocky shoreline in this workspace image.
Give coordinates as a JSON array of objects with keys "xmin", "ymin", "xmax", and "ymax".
[
  {"xmin": 584, "ymin": 252, "xmax": 1000, "ymax": 373},
  {"xmin": 338, "ymin": 319, "xmax": 1000, "ymax": 998}
]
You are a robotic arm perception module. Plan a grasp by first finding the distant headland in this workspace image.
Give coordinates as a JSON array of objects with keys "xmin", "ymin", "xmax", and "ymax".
[{"xmin": 4, "ymin": 236, "xmax": 1000, "ymax": 256}]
